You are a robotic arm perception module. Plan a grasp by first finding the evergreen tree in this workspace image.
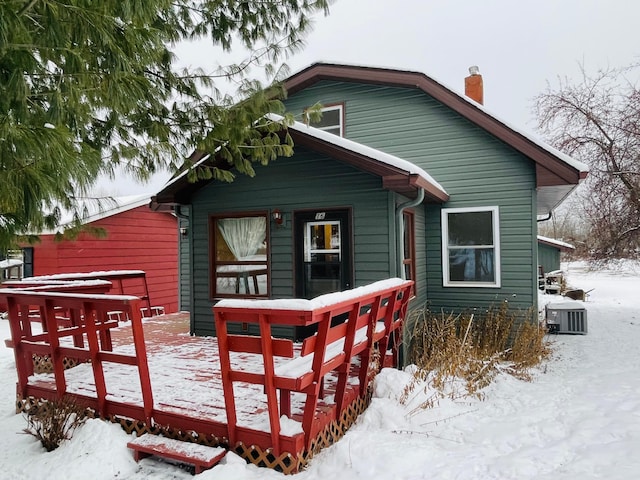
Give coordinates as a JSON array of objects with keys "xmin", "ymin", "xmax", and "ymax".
[{"xmin": 0, "ymin": 0, "xmax": 330, "ymax": 250}]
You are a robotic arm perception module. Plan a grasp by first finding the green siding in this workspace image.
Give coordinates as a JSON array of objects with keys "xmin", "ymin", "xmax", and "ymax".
[
  {"xmin": 412, "ymin": 205, "xmax": 428, "ymax": 308},
  {"xmin": 181, "ymin": 78, "xmax": 542, "ymax": 338},
  {"xmin": 178, "ymin": 213, "xmax": 192, "ymax": 313},
  {"xmin": 189, "ymin": 147, "xmax": 397, "ymax": 337},
  {"xmin": 284, "ymin": 80, "xmax": 538, "ymax": 313},
  {"xmin": 538, "ymin": 243, "xmax": 561, "ymax": 274}
]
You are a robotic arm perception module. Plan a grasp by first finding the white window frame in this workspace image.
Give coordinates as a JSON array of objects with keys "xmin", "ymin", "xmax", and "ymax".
[
  {"xmin": 306, "ymin": 104, "xmax": 344, "ymax": 137},
  {"xmin": 441, "ymin": 206, "xmax": 501, "ymax": 288}
]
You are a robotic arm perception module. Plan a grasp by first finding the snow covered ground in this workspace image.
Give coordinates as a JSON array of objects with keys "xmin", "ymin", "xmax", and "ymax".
[{"xmin": 0, "ymin": 261, "xmax": 638, "ymax": 479}]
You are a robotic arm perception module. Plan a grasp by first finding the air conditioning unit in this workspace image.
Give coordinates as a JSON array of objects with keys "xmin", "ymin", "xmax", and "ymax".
[{"xmin": 545, "ymin": 300, "xmax": 587, "ymax": 334}]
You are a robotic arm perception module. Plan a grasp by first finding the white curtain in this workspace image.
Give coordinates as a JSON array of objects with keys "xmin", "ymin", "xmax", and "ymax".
[{"xmin": 218, "ymin": 217, "xmax": 266, "ymax": 260}]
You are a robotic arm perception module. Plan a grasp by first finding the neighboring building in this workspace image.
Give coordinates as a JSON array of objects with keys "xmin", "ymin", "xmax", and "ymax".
[
  {"xmin": 537, "ymin": 235, "xmax": 575, "ymax": 275},
  {"xmin": 152, "ymin": 63, "xmax": 587, "ymax": 338},
  {"xmin": 0, "ymin": 257, "xmax": 23, "ymax": 280},
  {"xmin": 21, "ymin": 195, "xmax": 180, "ymax": 314}
]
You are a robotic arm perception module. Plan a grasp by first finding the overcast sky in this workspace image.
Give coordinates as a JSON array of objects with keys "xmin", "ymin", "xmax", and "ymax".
[{"xmin": 110, "ymin": 0, "xmax": 639, "ymax": 196}]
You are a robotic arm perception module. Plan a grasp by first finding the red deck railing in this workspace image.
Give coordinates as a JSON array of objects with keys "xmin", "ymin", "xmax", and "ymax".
[
  {"xmin": 1, "ymin": 278, "xmax": 414, "ymax": 471},
  {"xmin": 2, "ymin": 270, "xmax": 153, "ymax": 313},
  {"xmin": 213, "ymin": 278, "xmax": 414, "ymax": 455},
  {"xmin": 0, "ymin": 289, "xmax": 154, "ymax": 423}
]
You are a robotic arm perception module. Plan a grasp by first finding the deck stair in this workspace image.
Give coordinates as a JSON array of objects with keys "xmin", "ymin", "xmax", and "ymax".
[{"xmin": 127, "ymin": 434, "xmax": 227, "ymax": 474}]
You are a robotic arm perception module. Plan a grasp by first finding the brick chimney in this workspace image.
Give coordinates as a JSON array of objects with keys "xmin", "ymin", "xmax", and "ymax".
[{"xmin": 464, "ymin": 66, "xmax": 483, "ymax": 105}]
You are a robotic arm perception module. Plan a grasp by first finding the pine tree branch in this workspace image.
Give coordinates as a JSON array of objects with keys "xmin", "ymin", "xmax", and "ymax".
[{"xmin": 17, "ymin": 0, "xmax": 39, "ymax": 17}]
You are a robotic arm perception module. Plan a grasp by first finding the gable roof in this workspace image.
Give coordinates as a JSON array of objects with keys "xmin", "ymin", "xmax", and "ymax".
[
  {"xmin": 283, "ymin": 63, "xmax": 588, "ymax": 214},
  {"xmin": 38, "ymin": 194, "xmax": 153, "ymax": 235},
  {"xmin": 153, "ymin": 62, "xmax": 587, "ymax": 214},
  {"xmin": 152, "ymin": 116, "xmax": 450, "ymax": 206}
]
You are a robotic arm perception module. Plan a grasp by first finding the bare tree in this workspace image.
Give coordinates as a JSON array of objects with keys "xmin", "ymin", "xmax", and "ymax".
[{"xmin": 535, "ymin": 64, "xmax": 640, "ymax": 259}]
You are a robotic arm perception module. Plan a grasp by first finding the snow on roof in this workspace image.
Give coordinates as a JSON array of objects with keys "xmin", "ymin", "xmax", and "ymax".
[
  {"xmin": 409, "ymin": 67, "xmax": 589, "ymax": 176},
  {"xmin": 3, "ymin": 279, "xmax": 111, "ymax": 287},
  {"xmin": 157, "ymin": 115, "xmax": 449, "ymax": 200},
  {"xmin": 39, "ymin": 194, "xmax": 152, "ymax": 235},
  {"xmin": 155, "ymin": 153, "xmax": 211, "ymax": 195},
  {"xmin": 266, "ymin": 113, "xmax": 447, "ymax": 195},
  {"xmin": 537, "ymin": 235, "xmax": 575, "ymax": 250},
  {"xmin": 159, "ymin": 63, "xmax": 587, "ymax": 206},
  {"xmin": 471, "ymin": 98, "xmax": 589, "ymax": 175}
]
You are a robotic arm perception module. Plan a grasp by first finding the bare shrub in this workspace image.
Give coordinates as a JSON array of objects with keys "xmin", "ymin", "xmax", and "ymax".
[
  {"xmin": 402, "ymin": 303, "xmax": 550, "ymax": 407},
  {"xmin": 23, "ymin": 396, "xmax": 88, "ymax": 451}
]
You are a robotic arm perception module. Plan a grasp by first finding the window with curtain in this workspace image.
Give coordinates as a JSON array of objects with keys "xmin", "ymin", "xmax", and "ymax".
[
  {"xmin": 210, "ymin": 213, "xmax": 269, "ymax": 298},
  {"xmin": 441, "ymin": 206, "xmax": 501, "ymax": 287}
]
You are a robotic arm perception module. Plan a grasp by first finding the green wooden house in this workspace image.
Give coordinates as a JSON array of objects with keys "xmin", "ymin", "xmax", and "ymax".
[
  {"xmin": 152, "ymin": 63, "xmax": 587, "ymax": 338},
  {"xmin": 537, "ymin": 235, "xmax": 575, "ymax": 275}
]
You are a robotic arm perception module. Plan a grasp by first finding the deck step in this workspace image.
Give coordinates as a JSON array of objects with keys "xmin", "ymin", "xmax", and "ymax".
[{"xmin": 127, "ymin": 434, "xmax": 227, "ymax": 474}]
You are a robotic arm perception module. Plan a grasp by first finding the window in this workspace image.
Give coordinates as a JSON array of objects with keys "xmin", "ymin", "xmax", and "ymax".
[
  {"xmin": 306, "ymin": 103, "xmax": 344, "ymax": 136},
  {"xmin": 402, "ymin": 211, "xmax": 416, "ymax": 283},
  {"xmin": 210, "ymin": 213, "xmax": 269, "ymax": 298},
  {"xmin": 441, "ymin": 206, "xmax": 500, "ymax": 287}
]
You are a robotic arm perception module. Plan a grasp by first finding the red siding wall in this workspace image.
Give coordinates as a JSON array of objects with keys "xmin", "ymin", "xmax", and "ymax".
[{"xmin": 32, "ymin": 206, "xmax": 180, "ymax": 314}]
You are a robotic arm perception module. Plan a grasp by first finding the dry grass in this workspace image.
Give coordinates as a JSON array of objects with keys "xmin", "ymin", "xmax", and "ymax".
[
  {"xmin": 401, "ymin": 302, "xmax": 551, "ymax": 407},
  {"xmin": 23, "ymin": 396, "xmax": 88, "ymax": 451}
]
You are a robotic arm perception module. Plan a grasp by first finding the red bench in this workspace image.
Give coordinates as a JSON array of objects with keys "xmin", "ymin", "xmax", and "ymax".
[{"xmin": 213, "ymin": 278, "xmax": 414, "ymax": 455}]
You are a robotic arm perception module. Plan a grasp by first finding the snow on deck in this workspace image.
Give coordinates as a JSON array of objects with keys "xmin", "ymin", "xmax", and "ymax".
[
  {"xmin": 0, "ymin": 259, "xmax": 23, "ymax": 269},
  {"xmin": 26, "ymin": 313, "xmax": 359, "ymax": 436},
  {"xmin": 22, "ymin": 270, "xmax": 146, "ymax": 281}
]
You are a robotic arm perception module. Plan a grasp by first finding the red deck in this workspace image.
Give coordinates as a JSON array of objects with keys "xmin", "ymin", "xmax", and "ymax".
[{"xmin": 0, "ymin": 279, "xmax": 413, "ymax": 473}]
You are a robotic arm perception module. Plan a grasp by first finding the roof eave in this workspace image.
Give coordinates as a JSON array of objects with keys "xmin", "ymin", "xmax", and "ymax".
[
  {"xmin": 289, "ymin": 129, "xmax": 447, "ymax": 202},
  {"xmin": 381, "ymin": 174, "xmax": 449, "ymax": 202},
  {"xmin": 537, "ymin": 236, "xmax": 575, "ymax": 251}
]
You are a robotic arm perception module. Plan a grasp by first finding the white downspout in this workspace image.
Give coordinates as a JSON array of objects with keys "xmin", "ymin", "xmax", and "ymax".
[{"xmin": 395, "ymin": 188, "xmax": 425, "ymax": 279}]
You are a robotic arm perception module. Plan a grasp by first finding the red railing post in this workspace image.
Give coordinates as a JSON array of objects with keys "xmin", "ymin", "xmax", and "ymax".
[
  {"xmin": 258, "ymin": 314, "xmax": 282, "ymax": 455},
  {"xmin": 300, "ymin": 310, "xmax": 331, "ymax": 448},
  {"xmin": 215, "ymin": 310, "xmax": 238, "ymax": 447},
  {"xmin": 5, "ymin": 297, "xmax": 31, "ymax": 397},
  {"xmin": 43, "ymin": 298, "xmax": 67, "ymax": 398},
  {"xmin": 359, "ymin": 293, "xmax": 383, "ymax": 396},
  {"xmin": 82, "ymin": 301, "xmax": 109, "ymax": 414},
  {"xmin": 333, "ymin": 301, "xmax": 361, "ymax": 413},
  {"xmin": 128, "ymin": 300, "xmax": 154, "ymax": 424}
]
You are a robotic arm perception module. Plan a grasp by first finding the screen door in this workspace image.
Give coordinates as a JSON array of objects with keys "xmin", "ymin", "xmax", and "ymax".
[{"xmin": 294, "ymin": 210, "xmax": 351, "ymax": 299}]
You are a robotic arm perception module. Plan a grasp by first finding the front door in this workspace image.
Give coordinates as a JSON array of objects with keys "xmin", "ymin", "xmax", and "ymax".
[{"xmin": 294, "ymin": 209, "xmax": 352, "ymax": 299}]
